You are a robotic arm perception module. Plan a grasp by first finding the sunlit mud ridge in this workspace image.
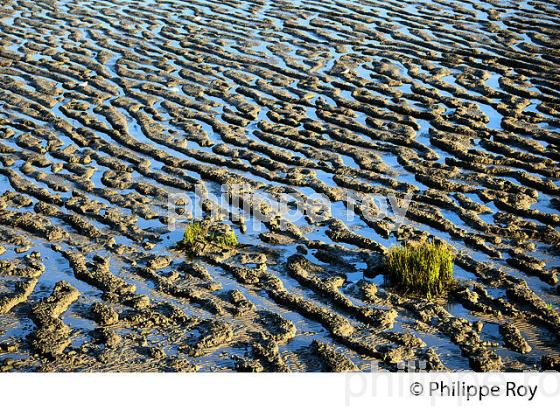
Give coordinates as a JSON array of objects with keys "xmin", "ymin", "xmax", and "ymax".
[{"xmin": 0, "ymin": 0, "xmax": 559, "ymax": 372}]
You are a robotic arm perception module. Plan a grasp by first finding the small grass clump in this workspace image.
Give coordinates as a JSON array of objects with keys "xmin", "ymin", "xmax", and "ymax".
[
  {"xmin": 180, "ymin": 221, "xmax": 238, "ymax": 255},
  {"xmin": 385, "ymin": 240, "xmax": 454, "ymax": 298},
  {"xmin": 207, "ymin": 229, "xmax": 238, "ymax": 249},
  {"xmin": 182, "ymin": 221, "xmax": 206, "ymax": 247}
]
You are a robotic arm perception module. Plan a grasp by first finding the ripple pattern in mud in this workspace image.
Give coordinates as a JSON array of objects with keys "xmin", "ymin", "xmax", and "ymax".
[{"xmin": 0, "ymin": 0, "xmax": 559, "ymax": 372}]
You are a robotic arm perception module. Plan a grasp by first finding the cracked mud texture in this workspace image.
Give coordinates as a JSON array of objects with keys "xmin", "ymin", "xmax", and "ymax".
[{"xmin": 0, "ymin": 0, "xmax": 559, "ymax": 372}]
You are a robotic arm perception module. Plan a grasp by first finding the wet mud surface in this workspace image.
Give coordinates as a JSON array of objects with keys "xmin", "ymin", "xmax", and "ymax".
[{"xmin": 0, "ymin": 0, "xmax": 559, "ymax": 372}]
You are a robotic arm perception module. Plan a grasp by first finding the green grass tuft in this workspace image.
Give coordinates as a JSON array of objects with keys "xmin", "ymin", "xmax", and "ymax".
[
  {"xmin": 180, "ymin": 221, "xmax": 238, "ymax": 254},
  {"xmin": 385, "ymin": 240, "xmax": 454, "ymax": 298},
  {"xmin": 208, "ymin": 230, "xmax": 238, "ymax": 248},
  {"xmin": 182, "ymin": 221, "xmax": 206, "ymax": 248}
]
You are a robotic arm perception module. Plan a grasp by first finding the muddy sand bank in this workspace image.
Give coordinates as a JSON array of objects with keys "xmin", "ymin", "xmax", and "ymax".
[{"xmin": 0, "ymin": 0, "xmax": 559, "ymax": 372}]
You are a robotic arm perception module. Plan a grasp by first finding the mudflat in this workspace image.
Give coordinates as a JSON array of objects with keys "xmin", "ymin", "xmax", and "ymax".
[{"xmin": 0, "ymin": 0, "xmax": 559, "ymax": 372}]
